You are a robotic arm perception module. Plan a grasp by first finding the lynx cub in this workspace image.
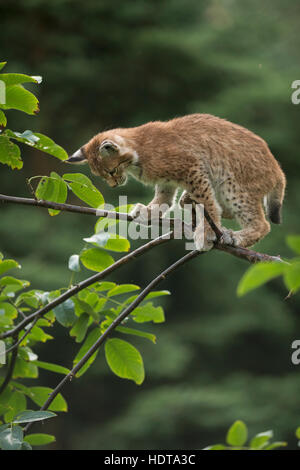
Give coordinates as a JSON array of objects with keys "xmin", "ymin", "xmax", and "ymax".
[{"xmin": 67, "ymin": 114, "xmax": 286, "ymax": 251}]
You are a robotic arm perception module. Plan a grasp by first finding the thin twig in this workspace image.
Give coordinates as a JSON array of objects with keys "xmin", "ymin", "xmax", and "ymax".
[{"xmin": 24, "ymin": 249, "xmax": 202, "ymax": 433}]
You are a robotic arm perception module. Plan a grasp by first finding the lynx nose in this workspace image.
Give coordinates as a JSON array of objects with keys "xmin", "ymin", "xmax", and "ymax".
[{"xmin": 65, "ymin": 148, "xmax": 87, "ymax": 164}]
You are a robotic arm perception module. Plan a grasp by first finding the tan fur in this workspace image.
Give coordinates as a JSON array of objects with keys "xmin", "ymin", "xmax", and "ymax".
[{"xmin": 75, "ymin": 114, "xmax": 286, "ymax": 251}]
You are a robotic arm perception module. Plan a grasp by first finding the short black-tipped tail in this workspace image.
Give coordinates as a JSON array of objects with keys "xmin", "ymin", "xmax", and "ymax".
[
  {"xmin": 268, "ymin": 201, "xmax": 282, "ymax": 224},
  {"xmin": 267, "ymin": 176, "xmax": 286, "ymax": 224}
]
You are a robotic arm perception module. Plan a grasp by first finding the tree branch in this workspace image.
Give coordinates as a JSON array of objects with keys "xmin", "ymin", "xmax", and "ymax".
[
  {"xmin": 24, "ymin": 248, "xmax": 202, "ymax": 433},
  {"xmin": 0, "ymin": 232, "xmax": 174, "ymax": 340}
]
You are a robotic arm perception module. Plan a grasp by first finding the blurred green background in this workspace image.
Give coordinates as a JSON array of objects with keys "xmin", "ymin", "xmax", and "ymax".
[{"xmin": 1, "ymin": 0, "xmax": 300, "ymax": 449}]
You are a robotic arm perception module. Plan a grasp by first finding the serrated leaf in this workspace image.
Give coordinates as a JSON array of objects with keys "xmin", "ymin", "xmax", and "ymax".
[
  {"xmin": 237, "ymin": 262, "xmax": 286, "ymax": 296},
  {"xmin": 80, "ymin": 248, "xmax": 114, "ymax": 272},
  {"xmin": 0, "ymin": 135, "xmax": 22, "ymax": 169},
  {"xmin": 13, "ymin": 410, "xmax": 56, "ymax": 424},
  {"xmin": 24, "ymin": 433, "xmax": 55, "ymax": 446},
  {"xmin": 105, "ymin": 338, "xmax": 145, "ymax": 385},
  {"xmin": 226, "ymin": 420, "xmax": 248, "ymax": 447}
]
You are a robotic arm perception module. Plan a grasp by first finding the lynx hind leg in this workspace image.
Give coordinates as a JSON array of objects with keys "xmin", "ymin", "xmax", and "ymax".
[
  {"xmin": 223, "ymin": 199, "xmax": 271, "ymax": 248},
  {"xmin": 187, "ymin": 181, "xmax": 222, "ymax": 252}
]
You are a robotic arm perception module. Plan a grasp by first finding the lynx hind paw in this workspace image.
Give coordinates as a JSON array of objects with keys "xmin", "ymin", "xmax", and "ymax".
[
  {"xmin": 194, "ymin": 230, "xmax": 216, "ymax": 252},
  {"xmin": 220, "ymin": 228, "xmax": 240, "ymax": 247},
  {"xmin": 130, "ymin": 203, "xmax": 150, "ymax": 221}
]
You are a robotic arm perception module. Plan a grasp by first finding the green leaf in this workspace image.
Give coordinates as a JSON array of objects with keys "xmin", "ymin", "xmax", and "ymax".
[
  {"xmin": 13, "ymin": 358, "xmax": 38, "ymax": 379},
  {"xmin": 0, "ymin": 109, "xmax": 7, "ymax": 127},
  {"xmin": 35, "ymin": 172, "xmax": 68, "ymax": 216},
  {"xmin": 13, "ymin": 410, "xmax": 56, "ymax": 424},
  {"xmin": 284, "ymin": 261, "xmax": 300, "ymax": 292},
  {"xmin": 203, "ymin": 444, "xmax": 227, "ymax": 450},
  {"xmin": 116, "ymin": 325, "xmax": 156, "ymax": 343},
  {"xmin": 296, "ymin": 427, "xmax": 300, "ymax": 439},
  {"xmin": 250, "ymin": 430, "xmax": 273, "ymax": 449},
  {"xmin": 237, "ymin": 262, "xmax": 286, "ymax": 296},
  {"xmin": 0, "ymin": 62, "xmax": 7, "ymax": 71},
  {"xmin": 84, "ymin": 233, "xmax": 130, "ymax": 252},
  {"xmin": 226, "ymin": 420, "xmax": 248, "ymax": 447},
  {"xmin": 53, "ymin": 299, "xmax": 76, "ymax": 327},
  {"xmin": 4, "ymin": 391, "xmax": 27, "ymax": 423},
  {"xmin": 0, "ymin": 302, "xmax": 18, "ymax": 325},
  {"xmin": 80, "ymin": 248, "xmax": 114, "ymax": 272},
  {"xmin": 24, "ymin": 433, "xmax": 55, "ymax": 446},
  {"xmin": 27, "ymin": 387, "xmax": 67, "ymax": 412},
  {"xmin": 68, "ymin": 254, "xmax": 81, "ymax": 272},
  {"xmin": 105, "ymin": 338, "xmax": 145, "ymax": 385},
  {"xmin": 0, "ymin": 259, "xmax": 20, "ymax": 276},
  {"xmin": 0, "ymin": 135, "xmax": 22, "ymax": 169},
  {"xmin": 73, "ymin": 327, "xmax": 102, "ymax": 377},
  {"xmin": 63, "ymin": 173, "xmax": 104, "ymax": 208},
  {"xmin": 27, "ymin": 325, "xmax": 53, "ymax": 343},
  {"xmin": 286, "ymin": 235, "xmax": 300, "ymax": 255},
  {"xmin": 32, "ymin": 360, "xmax": 70, "ymax": 375},
  {"xmin": 264, "ymin": 441, "xmax": 287, "ymax": 450},
  {"xmin": 107, "ymin": 284, "xmax": 140, "ymax": 297},
  {"xmin": 131, "ymin": 302, "xmax": 165, "ymax": 324},
  {"xmin": 28, "ymin": 132, "xmax": 67, "ymax": 160},
  {"xmin": 0, "ymin": 425, "xmax": 23, "ymax": 450},
  {"xmin": 0, "ymin": 74, "xmax": 42, "ymax": 87},
  {"xmin": 1, "ymin": 84, "xmax": 39, "ymax": 114},
  {"xmin": 70, "ymin": 313, "xmax": 90, "ymax": 343}
]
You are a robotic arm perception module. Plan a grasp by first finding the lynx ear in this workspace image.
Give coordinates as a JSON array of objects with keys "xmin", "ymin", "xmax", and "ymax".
[
  {"xmin": 65, "ymin": 148, "xmax": 87, "ymax": 164},
  {"xmin": 99, "ymin": 140, "xmax": 119, "ymax": 158}
]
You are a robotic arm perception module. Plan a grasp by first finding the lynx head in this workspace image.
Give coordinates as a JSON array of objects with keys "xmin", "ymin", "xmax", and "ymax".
[{"xmin": 66, "ymin": 132, "xmax": 137, "ymax": 188}]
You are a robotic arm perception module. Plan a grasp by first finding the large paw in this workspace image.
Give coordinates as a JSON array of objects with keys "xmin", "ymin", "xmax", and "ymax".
[
  {"xmin": 219, "ymin": 228, "xmax": 241, "ymax": 247},
  {"xmin": 194, "ymin": 229, "xmax": 216, "ymax": 252}
]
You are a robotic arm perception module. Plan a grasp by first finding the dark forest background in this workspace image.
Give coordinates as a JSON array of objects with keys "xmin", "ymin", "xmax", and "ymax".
[{"xmin": 1, "ymin": 0, "xmax": 300, "ymax": 449}]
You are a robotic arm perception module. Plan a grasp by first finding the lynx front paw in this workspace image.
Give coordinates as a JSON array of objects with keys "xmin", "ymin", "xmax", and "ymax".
[{"xmin": 219, "ymin": 228, "xmax": 241, "ymax": 247}]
